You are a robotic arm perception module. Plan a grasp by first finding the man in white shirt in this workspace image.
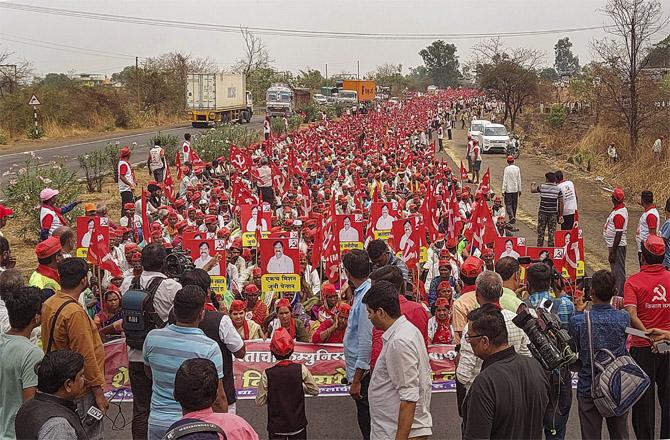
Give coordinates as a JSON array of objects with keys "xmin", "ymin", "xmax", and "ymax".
[
  {"xmin": 456, "ymin": 271, "xmax": 531, "ymax": 391},
  {"xmin": 652, "ymin": 136, "xmax": 664, "ymax": 159},
  {"xmin": 501, "ymin": 156, "xmax": 521, "ymax": 224},
  {"xmin": 555, "ymin": 170, "xmax": 578, "ymax": 230},
  {"xmin": 181, "ymin": 133, "xmax": 192, "ymax": 164},
  {"xmin": 365, "ymin": 280, "xmax": 432, "ymax": 440},
  {"xmin": 339, "ymin": 216, "xmax": 360, "ymax": 242},
  {"xmin": 255, "ymin": 158, "xmax": 274, "ymax": 206},
  {"xmin": 266, "ymin": 241, "xmax": 295, "ymax": 274},
  {"xmin": 146, "ymin": 139, "xmax": 167, "ymax": 183},
  {"xmin": 636, "ymin": 190, "xmax": 660, "ymax": 264}
]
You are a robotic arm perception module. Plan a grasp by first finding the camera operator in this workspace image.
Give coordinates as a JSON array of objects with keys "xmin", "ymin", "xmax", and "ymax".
[
  {"xmin": 525, "ymin": 262, "xmax": 573, "ymax": 440},
  {"xmin": 119, "ymin": 243, "xmax": 182, "ymax": 439},
  {"xmin": 567, "ymin": 269, "xmax": 630, "ymax": 439}
]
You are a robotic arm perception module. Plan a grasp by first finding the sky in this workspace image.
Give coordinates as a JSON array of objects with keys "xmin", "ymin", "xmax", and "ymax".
[{"xmin": 0, "ymin": 0, "xmax": 668, "ymax": 78}]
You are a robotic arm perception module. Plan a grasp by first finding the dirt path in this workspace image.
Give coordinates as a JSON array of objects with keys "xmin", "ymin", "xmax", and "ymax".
[{"xmin": 440, "ymin": 126, "xmax": 642, "ymax": 276}]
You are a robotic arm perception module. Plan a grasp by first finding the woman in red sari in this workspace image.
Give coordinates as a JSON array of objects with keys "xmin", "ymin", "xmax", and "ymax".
[
  {"xmin": 268, "ymin": 298, "xmax": 309, "ymax": 342},
  {"xmin": 428, "ymin": 297, "xmax": 453, "ymax": 344}
]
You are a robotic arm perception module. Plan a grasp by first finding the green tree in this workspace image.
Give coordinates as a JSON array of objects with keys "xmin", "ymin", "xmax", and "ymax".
[
  {"xmin": 295, "ymin": 69, "xmax": 327, "ymax": 91},
  {"xmin": 554, "ymin": 37, "xmax": 580, "ymax": 77},
  {"xmin": 369, "ymin": 63, "xmax": 409, "ymax": 94},
  {"xmin": 540, "ymin": 67, "xmax": 559, "ymax": 82},
  {"xmin": 479, "ymin": 60, "xmax": 539, "ymax": 131},
  {"xmin": 419, "ymin": 41, "xmax": 461, "ymax": 88}
]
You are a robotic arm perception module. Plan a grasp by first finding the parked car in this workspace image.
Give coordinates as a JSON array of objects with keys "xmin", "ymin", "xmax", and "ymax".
[
  {"xmin": 468, "ymin": 119, "xmax": 491, "ymax": 139},
  {"xmin": 313, "ymin": 94, "xmax": 328, "ymax": 105},
  {"xmin": 478, "ymin": 123, "xmax": 511, "ymax": 153}
]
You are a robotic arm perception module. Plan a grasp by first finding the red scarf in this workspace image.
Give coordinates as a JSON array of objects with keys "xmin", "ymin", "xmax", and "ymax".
[
  {"xmin": 282, "ymin": 317, "xmax": 296, "ymax": 339},
  {"xmin": 433, "ymin": 318, "xmax": 452, "ymax": 344},
  {"xmin": 242, "ymin": 319, "xmax": 250, "ymax": 340},
  {"xmin": 36, "ymin": 264, "xmax": 60, "ymax": 284}
]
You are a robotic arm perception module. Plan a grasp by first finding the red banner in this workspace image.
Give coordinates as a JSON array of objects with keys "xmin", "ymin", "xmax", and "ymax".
[{"xmin": 103, "ymin": 339, "xmax": 458, "ymax": 401}]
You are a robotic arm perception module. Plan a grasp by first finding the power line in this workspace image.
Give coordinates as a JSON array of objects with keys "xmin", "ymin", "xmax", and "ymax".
[
  {"xmin": 0, "ymin": 32, "xmax": 140, "ymax": 60},
  {"xmin": 0, "ymin": 2, "xmax": 609, "ymax": 40}
]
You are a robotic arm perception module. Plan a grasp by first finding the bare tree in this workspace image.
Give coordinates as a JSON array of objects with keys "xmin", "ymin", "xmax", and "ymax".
[
  {"xmin": 593, "ymin": 0, "xmax": 668, "ymax": 149},
  {"xmin": 235, "ymin": 28, "xmax": 271, "ymax": 75},
  {"xmin": 0, "ymin": 50, "xmax": 33, "ymax": 98}
]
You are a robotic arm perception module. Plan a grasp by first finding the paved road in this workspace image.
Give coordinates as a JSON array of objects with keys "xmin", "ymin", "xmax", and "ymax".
[
  {"xmin": 105, "ymin": 393, "xmax": 592, "ymax": 440},
  {"xmin": 0, "ymin": 116, "xmax": 264, "ymax": 185}
]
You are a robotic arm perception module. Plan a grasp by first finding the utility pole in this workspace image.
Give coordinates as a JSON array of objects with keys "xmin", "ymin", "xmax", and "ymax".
[
  {"xmin": 357, "ymin": 60, "xmax": 360, "ymax": 79},
  {"xmin": 325, "ymin": 63, "xmax": 328, "ymax": 80},
  {"xmin": 135, "ymin": 56, "xmax": 140, "ymax": 110}
]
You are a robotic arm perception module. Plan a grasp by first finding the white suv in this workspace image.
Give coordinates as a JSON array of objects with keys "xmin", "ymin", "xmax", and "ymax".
[
  {"xmin": 478, "ymin": 123, "xmax": 511, "ymax": 153},
  {"xmin": 468, "ymin": 119, "xmax": 491, "ymax": 139}
]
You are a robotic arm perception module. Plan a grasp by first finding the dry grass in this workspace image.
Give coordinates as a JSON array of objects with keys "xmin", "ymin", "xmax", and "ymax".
[{"xmin": 529, "ymin": 119, "xmax": 670, "ymax": 197}]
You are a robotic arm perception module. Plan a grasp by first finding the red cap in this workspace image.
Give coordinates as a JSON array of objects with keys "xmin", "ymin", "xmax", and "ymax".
[
  {"xmin": 243, "ymin": 284, "xmax": 259, "ymax": 294},
  {"xmin": 0, "ymin": 205, "xmax": 13, "ymax": 218},
  {"xmin": 35, "ymin": 236, "xmax": 62, "ymax": 259},
  {"xmin": 276, "ymin": 298, "xmax": 291, "ymax": 311},
  {"xmin": 612, "ymin": 187, "xmax": 625, "ymax": 202},
  {"xmin": 123, "ymin": 202, "xmax": 135, "ymax": 210},
  {"xmin": 435, "ymin": 297, "xmax": 451, "ymax": 308},
  {"xmin": 231, "ymin": 238, "xmax": 242, "ymax": 250},
  {"xmin": 270, "ymin": 327, "xmax": 295, "ymax": 357},
  {"xmin": 460, "ymin": 256, "xmax": 484, "ymax": 278},
  {"xmin": 322, "ymin": 283, "xmax": 338, "ymax": 297},
  {"xmin": 252, "ymin": 267, "xmax": 262, "ymax": 276},
  {"xmin": 482, "ymin": 247, "xmax": 494, "ymax": 257},
  {"xmin": 175, "ymin": 220, "xmax": 187, "ymax": 230},
  {"xmin": 217, "ymin": 228, "xmax": 230, "ymax": 238},
  {"xmin": 445, "ymin": 237, "xmax": 458, "ymax": 248},
  {"xmin": 506, "ymin": 155, "xmax": 515, "ymax": 163},
  {"xmin": 230, "ymin": 299, "xmax": 246, "ymax": 312},
  {"xmin": 204, "ymin": 215, "xmax": 217, "ymax": 225},
  {"xmin": 438, "ymin": 258, "xmax": 450, "ymax": 267},
  {"xmin": 338, "ymin": 303, "xmax": 351, "ymax": 318},
  {"xmin": 119, "ymin": 146, "xmax": 131, "ymax": 157},
  {"xmin": 644, "ymin": 235, "xmax": 665, "ymax": 256}
]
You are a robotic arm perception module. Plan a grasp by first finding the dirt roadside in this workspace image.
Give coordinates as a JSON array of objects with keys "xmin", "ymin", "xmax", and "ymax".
[{"xmin": 440, "ymin": 126, "xmax": 642, "ymax": 277}]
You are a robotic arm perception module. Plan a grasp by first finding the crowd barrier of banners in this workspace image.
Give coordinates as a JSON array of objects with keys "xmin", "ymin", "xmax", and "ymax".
[{"xmin": 102, "ymin": 338, "xmax": 458, "ymax": 401}]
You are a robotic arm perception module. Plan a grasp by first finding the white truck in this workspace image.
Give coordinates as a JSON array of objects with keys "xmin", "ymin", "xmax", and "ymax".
[
  {"xmin": 266, "ymin": 84, "xmax": 293, "ymax": 117},
  {"xmin": 186, "ymin": 73, "xmax": 253, "ymax": 127}
]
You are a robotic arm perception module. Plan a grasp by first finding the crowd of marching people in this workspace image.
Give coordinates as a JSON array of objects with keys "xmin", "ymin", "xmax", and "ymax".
[{"xmin": 0, "ymin": 88, "xmax": 668, "ymax": 440}]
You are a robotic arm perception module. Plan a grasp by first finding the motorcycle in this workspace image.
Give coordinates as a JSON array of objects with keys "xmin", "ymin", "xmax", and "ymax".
[{"xmin": 506, "ymin": 138, "xmax": 521, "ymax": 159}]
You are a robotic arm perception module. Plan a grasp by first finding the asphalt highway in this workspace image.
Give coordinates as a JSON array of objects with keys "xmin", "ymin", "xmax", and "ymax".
[{"xmin": 0, "ymin": 116, "xmax": 264, "ymax": 185}]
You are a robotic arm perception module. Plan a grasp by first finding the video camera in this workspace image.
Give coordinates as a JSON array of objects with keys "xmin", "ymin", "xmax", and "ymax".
[
  {"xmin": 513, "ymin": 300, "xmax": 576, "ymax": 370},
  {"xmin": 163, "ymin": 246, "xmax": 195, "ymax": 280}
]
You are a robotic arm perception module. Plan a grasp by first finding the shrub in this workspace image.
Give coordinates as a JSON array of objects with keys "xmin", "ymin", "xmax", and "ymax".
[
  {"xmin": 271, "ymin": 117, "xmax": 285, "ymax": 134},
  {"xmin": 78, "ymin": 150, "xmax": 109, "ymax": 193},
  {"xmin": 302, "ymin": 104, "xmax": 319, "ymax": 123},
  {"xmin": 0, "ymin": 129, "xmax": 8, "ymax": 145},
  {"xmin": 547, "ymin": 104, "xmax": 567, "ymax": 128},
  {"xmin": 3, "ymin": 156, "xmax": 83, "ymax": 240},
  {"xmin": 26, "ymin": 126, "xmax": 43, "ymax": 139},
  {"xmin": 192, "ymin": 125, "xmax": 260, "ymax": 162},
  {"xmin": 288, "ymin": 115, "xmax": 302, "ymax": 131}
]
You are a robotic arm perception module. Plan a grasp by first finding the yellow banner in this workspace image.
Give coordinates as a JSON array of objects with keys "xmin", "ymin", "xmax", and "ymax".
[
  {"xmin": 374, "ymin": 230, "xmax": 391, "ymax": 240},
  {"xmin": 242, "ymin": 231, "xmax": 270, "ymax": 247},
  {"xmin": 76, "ymin": 248, "xmax": 88, "ymax": 258},
  {"xmin": 261, "ymin": 273, "xmax": 301, "ymax": 293},
  {"xmin": 340, "ymin": 241, "xmax": 363, "ymax": 251}
]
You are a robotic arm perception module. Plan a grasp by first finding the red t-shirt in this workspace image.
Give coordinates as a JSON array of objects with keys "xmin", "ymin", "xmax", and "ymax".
[
  {"xmin": 624, "ymin": 264, "xmax": 670, "ymax": 347},
  {"xmin": 311, "ymin": 318, "xmax": 345, "ymax": 344},
  {"xmin": 370, "ymin": 296, "xmax": 430, "ymax": 367}
]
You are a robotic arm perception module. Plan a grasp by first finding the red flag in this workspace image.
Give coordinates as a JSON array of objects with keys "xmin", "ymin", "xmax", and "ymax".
[
  {"xmin": 419, "ymin": 179, "xmax": 439, "ymax": 242},
  {"xmin": 230, "ymin": 145, "xmax": 251, "ymax": 172},
  {"xmin": 175, "ymin": 151, "xmax": 182, "ymax": 181},
  {"xmin": 141, "ymin": 190, "xmax": 151, "ymax": 244},
  {"xmin": 477, "ymin": 168, "xmax": 491, "ymax": 195},
  {"xmin": 163, "ymin": 163, "xmax": 175, "ymax": 203},
  {"xmin": 563, "ymin": 227, "xmax": 582, "ymax": 280},
  {"xmin": 300, "ymin": 183, "xmax": 312, "ymax": 215},
  {"xmin": 270, "ymin": 162, "xmax": 287, "ymax": 195},
  {"xmin": 87, "ymin": 221, "xmax": 121, "ymax": 277},
  {"xmin": 459, "ymin": 160, "xmax": 469, "ymax": 181},
  {"xmin": 322, "ymin": 199, "xmax": 340, "ymax": 283},
  {"xmin": 464, "ymin": 200, "xmax": 497, "ymax": 251},
  {"xmin": 444, "ymin": 186, "xmax": 463, "ymax": 241}
]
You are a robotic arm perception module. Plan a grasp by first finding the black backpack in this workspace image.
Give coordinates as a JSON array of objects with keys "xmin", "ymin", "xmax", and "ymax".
[{"xmin": 122, "ymin": 276, "xmax": 166, "ymax": 349}]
